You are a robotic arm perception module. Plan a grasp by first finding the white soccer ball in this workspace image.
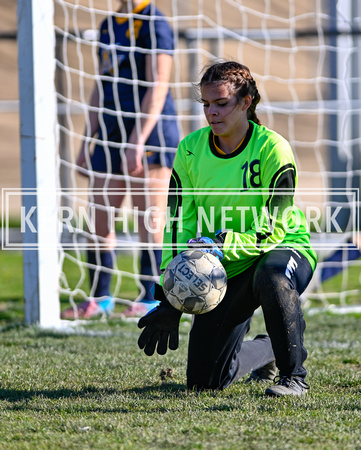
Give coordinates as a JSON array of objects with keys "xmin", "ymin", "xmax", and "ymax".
[{"xmin": 162, "ymin": 250, "xmax": 227, "ymax": 314}]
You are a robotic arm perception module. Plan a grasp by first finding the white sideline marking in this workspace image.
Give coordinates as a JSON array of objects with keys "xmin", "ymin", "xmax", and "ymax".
[
  {"xmin": 311, "ymin": 340, "xmax": 360, "ymax": 349},
  {"xmin": 307, "ymin": 305, "xmax": 361, "ymax": 315}
]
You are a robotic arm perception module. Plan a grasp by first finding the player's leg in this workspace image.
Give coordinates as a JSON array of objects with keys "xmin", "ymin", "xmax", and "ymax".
[
  {"xmin": 121, "ymin": 160, "xmax": 173, "ymax": 317},
  {"xmin": 87, "ymin": 174, "xmax": 126, "ymax": 307},
  {"xmin": 61, "ymin": 175, "xmax": 126, "ymax": 319},
  {"xmin": 252, "ymin": 248, "xmax": 313, "ymax": 396},
  {"xmin": 80, "ymin": 165, "xmax": 170, "ymax": 319},
  {"xmin": 186, "ymin": 264, "xmax": 275, "ymax": 390}
]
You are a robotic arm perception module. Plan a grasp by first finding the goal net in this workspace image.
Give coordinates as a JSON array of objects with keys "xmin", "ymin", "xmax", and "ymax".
[{"xmin": 51, "ymin": 0, "xmax": 360, "ymax": 318}]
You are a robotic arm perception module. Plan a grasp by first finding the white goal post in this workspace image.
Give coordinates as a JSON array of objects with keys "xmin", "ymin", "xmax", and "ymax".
[
  {"xmin": 17, "ymin": 0, "xmax": 60, "ymax": 326},
  {"xmin": 15, "ymin": 0, "xmax": 361, "ymax": 326}
]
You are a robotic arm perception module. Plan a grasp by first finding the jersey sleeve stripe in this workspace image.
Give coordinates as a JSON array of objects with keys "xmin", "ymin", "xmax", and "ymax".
[
  {"xmin": 266, "ymin": 163, "xmax": 296, "ymax": 211},
  {"xmin": 268, "ymin": 163, "xmax": 295, "ymax": 192},
  {"xmin": 168, "ymin": 168, "xmax": 183, "ymax": 259},
  {"xmin": 254, "ymin": 164, "xmax": 296, "ymax": 249}
]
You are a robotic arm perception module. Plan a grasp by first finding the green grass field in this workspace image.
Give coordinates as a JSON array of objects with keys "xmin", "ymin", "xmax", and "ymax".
[{"xmin": 0, "ymin": 250, "xmax": 360, "ymax": 449}]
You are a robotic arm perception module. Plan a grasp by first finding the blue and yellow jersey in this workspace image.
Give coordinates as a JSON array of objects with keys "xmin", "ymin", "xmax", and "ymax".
[
  {"xmin": 98, "ymin": 0, "xmax": 175, "ymax": 114},
  {"xmin": 161, "ymin": 121, "xmax": 317, "ymax": 279}
]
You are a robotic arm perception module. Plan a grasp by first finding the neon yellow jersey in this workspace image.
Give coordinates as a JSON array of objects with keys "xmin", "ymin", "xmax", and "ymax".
[{"xmin": 161, "ymin": 121, "xmax": 317, "ymax": 280}]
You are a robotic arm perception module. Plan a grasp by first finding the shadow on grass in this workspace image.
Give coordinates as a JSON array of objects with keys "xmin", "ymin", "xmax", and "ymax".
[
  {"xmin": 0, "ymin": 382, "xmax": 187, "ymax": 403},
  {"xmin": 0, "ymin": 385, "xmax": 120, "ymax": 403},
  {"xmin": 125, "ymin": 382, "xmax": 187, "ymax": 396},
  {"xmin": 0, "ymin": 383, "xmax": 315, "ymax": 415},
  {"xmin": 123, "ymin": 384, "xmax": 271, "ymax": 412},
  {"xmin": 0, "ymin": 383, "xmax": 195, "ymax": 414}
]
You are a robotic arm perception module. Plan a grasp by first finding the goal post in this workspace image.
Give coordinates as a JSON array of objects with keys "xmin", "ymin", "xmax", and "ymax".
[{"xmin": 17, "ymin": 0, "xmax": 60, "ymax": 326}]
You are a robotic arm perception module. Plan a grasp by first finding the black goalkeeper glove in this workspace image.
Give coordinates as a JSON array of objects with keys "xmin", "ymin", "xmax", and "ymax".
[{"xmin": 137, "ymin": 285, "xmax": 182, "ymax": 356}]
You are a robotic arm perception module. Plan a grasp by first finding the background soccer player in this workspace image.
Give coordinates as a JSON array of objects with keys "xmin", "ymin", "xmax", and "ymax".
[
  {"xmin": 138, "ymin": 60, "xmax": 317, "ymax": 397},
  {"xmin": 62, "ymin": 0, "xmax": 179, "ymax": 319}
]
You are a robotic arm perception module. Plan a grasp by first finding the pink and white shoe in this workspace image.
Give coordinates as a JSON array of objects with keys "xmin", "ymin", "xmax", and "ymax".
[{"xmin": 61, "ymin": 297, "xmax": 114, "ymax": 319}]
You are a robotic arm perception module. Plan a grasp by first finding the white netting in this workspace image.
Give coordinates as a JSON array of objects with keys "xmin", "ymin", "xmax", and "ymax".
[{"xmin": 54, "ymin": 0, "xmax": 361, "ymax": 313}]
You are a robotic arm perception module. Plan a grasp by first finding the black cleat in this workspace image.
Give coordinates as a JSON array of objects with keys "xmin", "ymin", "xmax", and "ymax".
[{"xmin": 265, "ymin": 376, "xmax": 310, "ymax": 397}]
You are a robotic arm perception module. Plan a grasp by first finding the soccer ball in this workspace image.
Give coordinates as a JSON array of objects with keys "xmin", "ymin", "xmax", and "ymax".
[{"xmin": 162, "ymin": 250, "xmax": 227, "ymax": 314}]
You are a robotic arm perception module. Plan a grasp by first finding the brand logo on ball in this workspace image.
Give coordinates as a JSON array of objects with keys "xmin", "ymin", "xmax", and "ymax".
[
  {"xmin": 176, "ymin": 262, "xmax": 208, "ymax": 292},
  {"xmin": 163, "ymin": 250, "xmax": 227, "ymax": 315}
]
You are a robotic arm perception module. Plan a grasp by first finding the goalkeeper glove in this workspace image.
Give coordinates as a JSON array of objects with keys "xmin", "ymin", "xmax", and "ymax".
[
  {"xmin": 187, "ymin": 235, "xmax": 224, "ymax": 261},
  {"xmin": 138, "ymin": 285, "xmax": 182, "ymax": 356}
]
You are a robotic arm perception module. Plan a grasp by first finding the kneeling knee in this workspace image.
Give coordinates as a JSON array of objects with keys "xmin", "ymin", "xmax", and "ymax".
[
  {"xmin": 187, "ymin": 370, "xmax": 226, "ymax": 391},
  {"xmin": 253, "ymin": 268, "xmax": 297, "ymax": 310},
  {"xmin": 187, "ymin": 376, "xmax": 220, "ymax": 391}
]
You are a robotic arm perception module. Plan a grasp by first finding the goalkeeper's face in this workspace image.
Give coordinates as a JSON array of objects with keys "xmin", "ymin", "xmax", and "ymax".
[{"xmin": 201, "ymin": 83, "xmax": 250, "ymax": 142}]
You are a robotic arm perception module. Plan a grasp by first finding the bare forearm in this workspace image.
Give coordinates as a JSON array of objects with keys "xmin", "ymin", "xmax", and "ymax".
[{"xmin": 128, "ymin": 83, "xmax": 169, "ymax": 145}]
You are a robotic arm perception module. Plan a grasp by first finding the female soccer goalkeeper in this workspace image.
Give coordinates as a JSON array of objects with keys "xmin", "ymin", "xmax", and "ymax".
[{"xmin": 137, "ymin": 61, "xmax": 317, "ymax": 397}]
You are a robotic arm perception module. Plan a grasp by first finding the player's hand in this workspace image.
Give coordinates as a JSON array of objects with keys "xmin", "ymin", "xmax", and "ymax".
[
  {"xmin": 187, "ymin": 236, "xmax": 224, "ymax": 261},
  {"xmin": 125, "ymin": 143, "xmax": 144, "ymax": 177},
  {"xmin": 76, "ymin": 145, "xmax": 89, "ymax": 178},
  {"xmin": 138, "ymin": 301, "xmax": 182, "ymax": 356}
]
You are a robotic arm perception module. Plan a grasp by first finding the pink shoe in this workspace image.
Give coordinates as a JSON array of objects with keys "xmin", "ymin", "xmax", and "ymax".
[
  {"xmin": 61, "ymin": 300, "xmax": 102, "ymax": 319},
  {"xmin": 61, "ymin": 297, "xmax": 114, "ymax": 320}
]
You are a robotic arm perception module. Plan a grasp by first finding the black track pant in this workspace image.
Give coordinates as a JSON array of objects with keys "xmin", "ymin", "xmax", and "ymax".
[{"xmin": 186, "ymin": 248, "xmax": 313, "ymax": 390}]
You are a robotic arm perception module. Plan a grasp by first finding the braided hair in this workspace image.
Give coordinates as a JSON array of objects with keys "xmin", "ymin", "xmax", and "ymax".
[{"xmin": 197, "ymin": 60, "xmax": 261, "ymax": 125}]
